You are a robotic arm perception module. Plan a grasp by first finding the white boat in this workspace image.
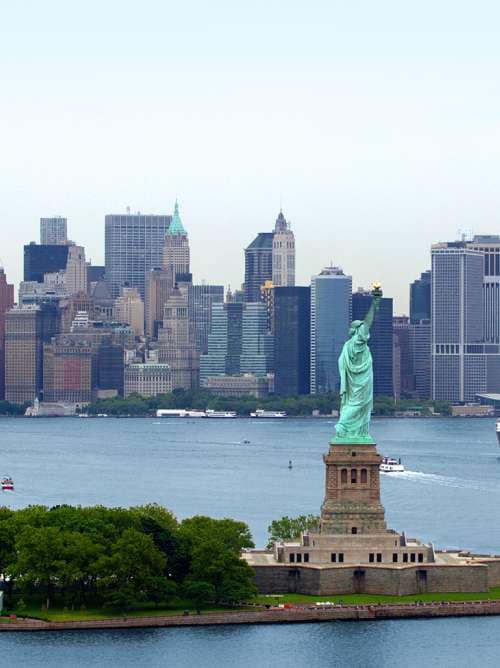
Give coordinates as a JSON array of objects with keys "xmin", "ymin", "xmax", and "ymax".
[
  {"xmin": 380, "ymin": 457, "xmax": 405, "ymax": 473},
  {"xmin": 156, "ymin": 409, "xmax": 206, "ymax": 418},
  {"xmin": 1, "ymin": 476, "xmax": 14, "ymax": 491},
  {"xmin": 250, "ymin": 409, "xmax": 287, "ymax": 418},
  {"xmin": 496, "ymin": 419, "xmax": 500, "ymax": 445},
  {"xmin": 205, "ymin": 410, "xmax": 237, "ymax": 418}
]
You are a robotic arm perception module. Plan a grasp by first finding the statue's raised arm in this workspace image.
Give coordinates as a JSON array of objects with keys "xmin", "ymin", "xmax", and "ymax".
[{"xmin": 334, "ymin": 283, "xmax": 383, "ymax": 443}]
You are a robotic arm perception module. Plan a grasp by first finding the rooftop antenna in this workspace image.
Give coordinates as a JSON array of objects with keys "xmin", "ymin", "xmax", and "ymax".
[
  {"xmin": 126, "ymin": 206, "xmax": 131, "ymax": 215},
  {"xmin": 457, "ymin": 228, "xmax": 473, "ymax": 242}
]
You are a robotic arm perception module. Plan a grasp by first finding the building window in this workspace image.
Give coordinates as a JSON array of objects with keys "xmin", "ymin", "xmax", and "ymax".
[
  {"xmin": 410, "ymin": 553, "xmax": 416, "ymax": 563},
  {"xmin": 369, "ymin": 553, "xmax": 374, "ymax": 563},
  {"xmin": 351, "ymin": 527, "xmax": 357, "ymax": 534},
  {"xmin": 304, "ymin": 553, "xmax": 309, "ymax": 563},
  {"xmin": 289, "ymin": 553, "xmax": 295, "ymax": 563},
  {"xmin": 393, "ymin": 553, "xmax": 398, "ymax": 563},
  {"xmin": 296, "ymin": 553, "xmax": 302, "ymax": 563},
  {"xmin": 403, "ymin": 553, "xmax": 408, "ymax": 563},
  {"xmin": 361, "ymin": 468, "xmax": 368, "ymax": 483},
  {"xmin": 338, "ymin": 553, "xmax": 344, "ymax": 563},
  {"xmin": 341, "ymin": 469, "xmax": 348, "ymax": 483},
  {"xmin": 376, "ymin": 553, "xmax": 382, "ymax": 563},
  {"xmin": 351, "ymin": 469, "xmax": 357, "ymax": 483},
  {"xmin": 418, "ymin": 553, "xmax": 424, "ymax": 563},
  {"xmin": 331, "ymin": 553, "xmax": 337, "ymax": 563}
]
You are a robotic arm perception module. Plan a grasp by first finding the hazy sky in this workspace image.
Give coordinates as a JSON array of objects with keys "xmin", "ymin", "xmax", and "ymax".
[{"xmin": 2, "ymin": 0, "xmax": 500, "ymax": 312}]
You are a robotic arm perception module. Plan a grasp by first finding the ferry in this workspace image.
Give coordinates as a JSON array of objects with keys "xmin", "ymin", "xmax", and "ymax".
[
  {"xmin": 205, "ymin": 410, "xmax": 237, "ymax": 418},
  {"xmin": 379, "ymin": 457, "xmax": 405, "ymax": 473},
  {"xmin": 250, "ymin": 409, "xmax": 287, "ymax": 418},
  {"xmin": 496, "ymin": 419, "xmax": 500, "ymax": 445},
  {"xmin": 1, "ymin": 476, "xmax": 14, "ymax": 491},
  {"xmin": 156, "ymin": 409, "xmax": 206, "ymax": 418}
]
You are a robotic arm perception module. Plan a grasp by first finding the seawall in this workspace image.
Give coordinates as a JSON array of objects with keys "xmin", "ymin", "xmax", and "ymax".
[{"xmin": 3, "ymin": 600, "xmax": 500, "ymax": 632}]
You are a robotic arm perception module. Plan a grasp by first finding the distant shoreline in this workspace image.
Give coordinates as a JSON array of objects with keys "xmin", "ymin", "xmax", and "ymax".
[
  {"xmin": 0, "ymin": 414, "xmax": 493, "ymax": 420},
  {"xmin": 3, "ymin": 600, "xmax": 500, "ymax": 631}
]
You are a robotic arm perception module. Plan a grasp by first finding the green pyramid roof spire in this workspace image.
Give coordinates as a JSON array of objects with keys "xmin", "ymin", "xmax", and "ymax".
[{"xmin": 167, "ymin": 200, "xmax": 187, "ymax": 235}]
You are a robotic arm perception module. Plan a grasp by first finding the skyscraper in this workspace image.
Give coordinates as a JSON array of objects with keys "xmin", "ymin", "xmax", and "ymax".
[
  {"xmin": 240, "ymin": 302, "xmax": 274, "ymax": 376},
  {"xmin": 466, "ymin": 235, "xmax": 500, "ymax": 344},
  {"xmin": 272, "ymin": 210, "xmax": 295, "ymax": 287},
  {"xmin": 393, "ymin": 316, "xmax": 413, "ymax": 398},
  {"xmin": 274, "ymin": 287, "xmax": 310, "ymax": 395},
  {"xmin": 104, "ymin": 212, "xmax": 171, "ymax": 299},
  {"xmin": 163, "ymin": 201, "xmax": 190, "ymax": 285},
  {"xmin": 113, "ymin": 287, "xmax": 145, "ymax": 337},
  {"xmin": 430, "ymin": 242, "xmax": 500, "ymax": 402},
  {"xmin": 24, "ymin": 243, "xmax": 69, "ymax": 282},
  {"xmin": 410, "ymin": 270, "xmax": 431, "ymax": 324},
  {"xmin": 0, "ymin": 267, "xmax": 14, "ymax": 399},
  {"xmin": 157, "ymin": 286, "xmax": 199, "ymax": 389},
  {"xmin": 40, "ymin": 217, "xmax": 67, "ymax": 245},
  {"xmin": 188, "ymin": 284, "xmax": 225, "ymax": 354},
  {"xmin": 244, "ymin": 233, "xmax": 273, "ymax": 302},
  {"xmin": 310, "ymin": 267, "xmax": 352, "ymax": 394},
  {"xmin": 200, "ymin": 301, "xmax": 273, "ymax": 384},
  {"xmin": 146, "ymin": 268, "xmax": 172, "ymax": 338},
  {"xmin": 352, "ymin": 290, "xmax": 394, "ymax": 397},
  {"xmin": 409, "ymin": 318, "xmax": 431, "ymax": 400},
  {"xmin": 5, "ymin": 304, "xmax": 60, "ymax": 403}
]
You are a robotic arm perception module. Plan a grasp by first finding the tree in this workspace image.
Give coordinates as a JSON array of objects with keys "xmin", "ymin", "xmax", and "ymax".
[
  {"xmin": 267, "ymin": 514, "xmax": 320, "ymax": 549},
  {"xmin": 187, "ymin": 539, "xmax": 257, "ymax": 604},
  {"xmin": 97, "ymin": 528, "xmax": 166, "ymax": 610},
  {"xmin": 182, "ymin": 580, "xmax": 215, "ymax": 610},
  {"xmin": 9, "ymin": 526, "xmax": 66, "ymax": 609}
]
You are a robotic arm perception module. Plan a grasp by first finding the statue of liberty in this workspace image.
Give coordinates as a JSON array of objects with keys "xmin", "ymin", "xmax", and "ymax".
[{"xmin": 334, "ymin": 284, "xmax": 382, "ymax": 442}]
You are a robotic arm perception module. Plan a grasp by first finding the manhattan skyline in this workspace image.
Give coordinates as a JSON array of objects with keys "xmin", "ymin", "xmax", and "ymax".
[{"xmin": 3, "ymin": 1, "xmax": 500, "ymax": 311}]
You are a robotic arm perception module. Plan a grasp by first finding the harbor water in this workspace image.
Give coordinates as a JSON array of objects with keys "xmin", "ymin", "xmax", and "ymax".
[{"xmin": 0, "ymin": 416, "xmax": 499, "ymax": 666}]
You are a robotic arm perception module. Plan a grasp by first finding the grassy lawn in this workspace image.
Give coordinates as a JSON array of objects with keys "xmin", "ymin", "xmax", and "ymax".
[
  {"xmin": 2, "ymin": 599, "xmax": 242, "ymax": 623},
  {"xmin": 257, "ymin": 588, "xmax": 500, "ymax": 606}
]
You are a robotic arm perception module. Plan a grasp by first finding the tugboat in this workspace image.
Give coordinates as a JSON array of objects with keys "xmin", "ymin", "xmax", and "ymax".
[
  {"xmin": 1, "ymin": 476, "xmax": 14, "ymax": 491},
  {"xmin": 379, "ymin": 457, "xmax": 405, "ymax": 473}
]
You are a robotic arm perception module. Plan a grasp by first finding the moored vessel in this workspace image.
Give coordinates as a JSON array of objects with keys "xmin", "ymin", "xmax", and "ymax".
[
  {"xmin": 379, "ymin": 457, "xmax": 405, "ymax": 473},
  {"xmin": 156, "ymin": 409, "xmax": 206, "ymax": 418},
  {"xmin": 250, "ymin": 409, "xmax": 287, "ymax": 418},
  {"xmin": 205, "ymin": 409, "xmax": 237, "ymax": 418}
]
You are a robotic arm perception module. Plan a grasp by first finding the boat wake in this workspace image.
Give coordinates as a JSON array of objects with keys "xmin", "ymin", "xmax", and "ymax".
[{"xmin": 381, "ymin": 469, "xmax": 488, "ymax": 491}]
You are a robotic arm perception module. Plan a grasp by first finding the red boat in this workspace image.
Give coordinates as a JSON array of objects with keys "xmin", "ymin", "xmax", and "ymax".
[{"xmin": 1, "ymin": 476, "xmax": 14, "ymax": 491}]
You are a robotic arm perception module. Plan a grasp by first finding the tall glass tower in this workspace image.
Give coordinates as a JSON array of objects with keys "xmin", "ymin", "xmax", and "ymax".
[{"xmin": 310, "ymin": 267, "xmax": 352, "ymax": 394}]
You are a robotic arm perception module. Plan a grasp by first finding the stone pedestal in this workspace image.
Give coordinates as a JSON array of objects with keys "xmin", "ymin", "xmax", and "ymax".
[{"xmin": 320, "ymin": 438, "xmax": 387, "ymax": 535}]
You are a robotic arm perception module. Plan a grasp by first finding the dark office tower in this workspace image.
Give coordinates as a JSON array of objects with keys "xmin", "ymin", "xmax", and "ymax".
[
  {"xmin": 40, "ymin": 217, "xmax": 67, "ymax": 245},
  {"xmin": 4, "ymin": 304, "xmax": 60, "ymax": 403},
  {"xmin": 244, "ymin": 232, "xmax": 273, "ymax": 302},
  {"xmin": 98, "ymin": 338, "xmax": 124, "ymax": 396},
  {"xmin": 409, "ymin": 319, "xmax": 431, "ymax": 400},
  {"xmin": 274, "ymin": 287, "xmax": 310, "ymax": 395},
  {"xmin": 393, "ymin": 316, "xmax": 413, "ymax": 398},
  {"xmin": 188, "ymin": 284, "xmax": 224, "ymax": 354},
  {"xmin": 409, "ymin": 271, "xmax": 431, "ymax": 324},
  {"xmin": 104, "ymin": 212, "xmax": 171, "ymax": 300},
  {"xmin": 24, "ymin": 243, "xmax": 69, "ymax": 283},
  {"xmin": 0, "ymin": 267, "xmax": 14, "ymax": 399},
  {"xmin": 352, "ymin": 291, "xmax": 394, "ymax": 397},
  {"xmin": 87, "ymin": 265, "xmax": 106, "ymax": 292}
]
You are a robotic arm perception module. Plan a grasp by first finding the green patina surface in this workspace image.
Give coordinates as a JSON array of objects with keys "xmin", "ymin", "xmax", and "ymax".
[
  {"xmin": 166, "ymin": 200, "xmax": 187, "ymax": 235},
  {"xmin": 334, "ymin": 287, "xmax": 381, "ymax": 441}
]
